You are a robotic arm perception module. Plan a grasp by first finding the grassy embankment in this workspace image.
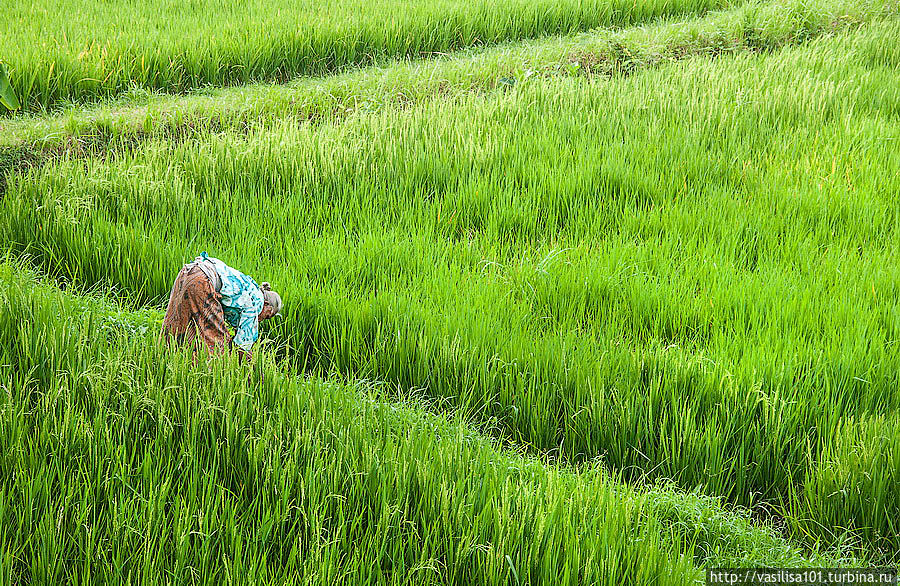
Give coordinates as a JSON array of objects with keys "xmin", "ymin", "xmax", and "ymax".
[
  {"xmin": 3, "ymin": 8, "xmax": 899, "ymax": 562},
  {"xmin": 0, "ymin": 265, "xmax": 846, "ymax": 584}
]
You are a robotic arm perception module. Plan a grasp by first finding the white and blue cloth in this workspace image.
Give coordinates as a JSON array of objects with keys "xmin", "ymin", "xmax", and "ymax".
[{"xmin": 196, "ymin": 252, "xmax": 264, "ymax": 352}]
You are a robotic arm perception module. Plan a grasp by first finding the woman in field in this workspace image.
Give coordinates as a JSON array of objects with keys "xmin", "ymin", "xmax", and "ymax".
[{"xmin": 160, "ymin": 252, "xmax": 282, "ymax": 359}]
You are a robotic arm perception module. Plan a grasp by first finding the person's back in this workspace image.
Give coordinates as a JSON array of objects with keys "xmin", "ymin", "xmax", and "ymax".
[{"xmin": 160, "ymin": 252, "xmax": 282, "ymax": 359}]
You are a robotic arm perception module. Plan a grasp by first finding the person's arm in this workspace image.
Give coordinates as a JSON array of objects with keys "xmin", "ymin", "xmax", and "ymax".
[{"xmin": 232, "ymin": 288, "xmax": 264, "ymax": 359}]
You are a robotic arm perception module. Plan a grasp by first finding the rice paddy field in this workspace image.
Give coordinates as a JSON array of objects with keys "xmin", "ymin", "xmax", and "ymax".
[{"xmin": 1, "ymin": 0, "xmax": 899, "ymax": 583}]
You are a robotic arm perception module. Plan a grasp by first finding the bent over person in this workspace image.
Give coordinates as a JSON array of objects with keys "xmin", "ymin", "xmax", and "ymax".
[{"xmin": 161, "ymin": 252, "xmax": 282, "ymax": 359}]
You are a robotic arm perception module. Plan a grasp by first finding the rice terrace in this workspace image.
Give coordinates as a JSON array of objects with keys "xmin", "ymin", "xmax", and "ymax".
[{"xmin": 1, "ymin": 0, "xmax": 899, "ymax": 583}]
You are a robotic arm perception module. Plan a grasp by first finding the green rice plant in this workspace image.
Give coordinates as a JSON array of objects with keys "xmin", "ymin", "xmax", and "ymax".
[{"xmin": 796, "ymin": 415, "xmax": 900, "ymax": 559}]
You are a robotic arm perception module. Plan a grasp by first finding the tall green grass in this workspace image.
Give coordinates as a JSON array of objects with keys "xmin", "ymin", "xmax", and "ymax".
[
  {"xmin": 0, "ymin": 266, "xmax": 847, "ymax": 583},
  {"xmin": 4, "ymin": 19, "xmax": 899, "ymax": 559},
  {"xmin": 2, "ymin": 0, "xmax": 730, "ymax": 112}
]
